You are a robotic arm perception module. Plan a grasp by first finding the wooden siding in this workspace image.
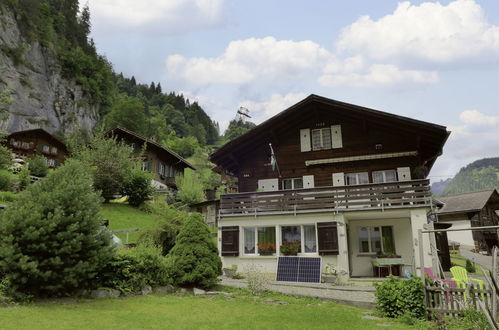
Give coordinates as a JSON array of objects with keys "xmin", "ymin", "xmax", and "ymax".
[
  {"xmin": 220, "ymin": 179, "xmax": 431, "ymax": 217},
  {"xmin": 235, "ymin": 108, "xmax": 423, "ymax": 192},
  {"xmin": 7, "ymin": 130, "xmax": 68, "ymax": 166}
]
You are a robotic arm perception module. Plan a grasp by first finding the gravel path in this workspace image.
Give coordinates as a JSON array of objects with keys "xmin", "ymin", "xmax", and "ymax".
[{"xmin": 220, "ymin": 277, "xmax": 376, "ymax": 309}]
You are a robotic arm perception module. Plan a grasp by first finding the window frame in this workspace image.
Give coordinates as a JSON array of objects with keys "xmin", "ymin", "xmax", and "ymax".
[
  {"xmin": 345, "ymin": 172, "xmax": 369, "ymax": 186},
  {"xmin": 280, "ymin": 224, "xmax": 317, "ymax": 255},
  {"xmin": 311, "ymin": 127, "xmax": 332, "ymax": 151},
  {"xmin": 372, "ymin": 169, "xmax": 397, "ymax": 183},
  {"xmin": 357, "ymin": 225, "xmax": 395, "ymax": 255},
  {"xmin": 282, "ymin": 177, "xmax": 304, "ymax": 190},
  {"xmin": 242, "ymin": 226, "xmax": 277, "ymax": 256}
]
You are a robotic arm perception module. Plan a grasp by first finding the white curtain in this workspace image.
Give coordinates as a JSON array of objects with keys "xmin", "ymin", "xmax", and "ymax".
[
  {"xmin": 244, "ymin": 228, "xmax": 255, "ymax": 254},
  {"xmin": 304, "ymin": 225, "xmax": 316, "ymax": 252}
]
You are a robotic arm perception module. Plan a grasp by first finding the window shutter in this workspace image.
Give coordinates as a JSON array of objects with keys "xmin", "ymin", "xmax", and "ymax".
[
  {"xmin": 300, "ymin": 129, "xmax": 311, "ymax": 152},
  {"xmin": 258, "ymin": 178, "xmax": 279, "ymax": 191},
  {"xmin": 332, "ymin": 172, "xmax": 345, "ymax": 186},
  {"xmin": 302, "ymin": 175, "xmax": 314, "ymax": 188},
  {"xmin": 221, "ymin": 226, "xmax": 239, "ymax": 256},
  {"xmin": 397, "ymin": 167, "xmax": 411, "ymax": 181},
  {"xmin": 317, "ymin": 222, "xmax": 339, "ymax": 255},
  {"xmin": 331, "ymin": 125, "xmax": 342, "ymax": 149}
]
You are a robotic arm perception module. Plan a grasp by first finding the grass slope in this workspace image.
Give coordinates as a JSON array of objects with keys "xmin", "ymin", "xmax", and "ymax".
[
  {"xmin": 0, "ymin": 288, "xmax": 419, "ymax": 330},
  {"xmin": 101, "ymin": 203, "xmax": 163, "ymax": 244}
]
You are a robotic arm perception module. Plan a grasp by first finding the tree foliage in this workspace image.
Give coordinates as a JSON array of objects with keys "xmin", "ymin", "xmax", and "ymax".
[
  {"xmin": 167, "ymin": 213, "xmax": 222, "ymax": 288},
  {"xmin": 102, "ymin": 94, "xmax": 148, "ymax": 135},
  {"xmin": 122, "ymin": 168, "xmax": 154, "ymax": 207},
  {"xmin": 442, "ymin": 157, "xmax": 499, "ymax": 195},
  {"xmin": 27, "ymin": 155, "xmax": 48, "ymax": 177},
  {"xmin": 74, "ymin": 134, "xmax": 138, "ymax": 201},
  {"xmin": 176, "ymin": 168, "xmax": 205, "ymax": 205},
  {"xmin": 224, "ymin": 119, "xmax": 256, "ymax": 141},
  {"xmin": 0, "ymin": 160, "xmax": 115, "ymax": 298}
]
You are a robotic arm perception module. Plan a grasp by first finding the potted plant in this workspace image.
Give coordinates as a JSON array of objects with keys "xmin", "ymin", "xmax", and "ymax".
[
  {"xmin": 258, "ymin": 242, "xmax": 276, "ymax": 256},
  {"xmin": 280, "ymin": 240, "xmax": 301, "ymax": 256},
  {"xmin": 223, "ymin": 264, "xmax": 238, "ymax": 278},
  {"xmin": 322, "ymin": 263, "xmax": 338, "ymax": 283}
]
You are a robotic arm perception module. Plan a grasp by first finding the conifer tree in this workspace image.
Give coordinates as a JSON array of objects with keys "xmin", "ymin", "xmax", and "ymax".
[{"xmin": 0, "ymin": 160, "xmax": 115, "ymax": 297}]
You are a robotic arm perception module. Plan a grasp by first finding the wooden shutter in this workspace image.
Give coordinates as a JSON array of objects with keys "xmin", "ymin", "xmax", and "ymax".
[
  {"xmin": 302, "ymin": 175, "xmax": 314, "ymax": 188},
  {"xmin": 317, "ymin": 222, "xmax": 339, "ymax": 255},
  {"xmin": 331, "ymin": 125, "xmax": 343, "ymax": 149},
  {"xmin": 332, "ymin": 172, "xmax": 345, "ymax": 186},
  {"xmin": 221, "ymin": 226, "xmax": 239, "ymax": 256},
  {"xmin": 258, "ymin": 178, "xmax": 279, "ymax": 191},
  {"xmin": 397, "ymin": 167, "xmax": 411, "ymax": 181},
  {"xmin": 300, "ymin": 129, "xmax": 311, "ymax": 152}
]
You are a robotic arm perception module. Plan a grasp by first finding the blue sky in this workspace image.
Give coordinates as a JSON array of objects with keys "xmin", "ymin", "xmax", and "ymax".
[{"xmin": 84, "ymin": 0, "xmax": 499, "ymax": 180}]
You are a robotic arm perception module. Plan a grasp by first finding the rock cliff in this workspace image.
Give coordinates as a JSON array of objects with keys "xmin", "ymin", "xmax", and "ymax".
[{"xmin": 0, "ymin": 8, "xmax": 99, "ymax": 135}]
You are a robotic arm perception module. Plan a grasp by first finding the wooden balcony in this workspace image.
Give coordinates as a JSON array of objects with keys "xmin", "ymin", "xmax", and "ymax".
[{"xmin": 219, "ymin": 179, "xmax": 432, "ymax": 218}]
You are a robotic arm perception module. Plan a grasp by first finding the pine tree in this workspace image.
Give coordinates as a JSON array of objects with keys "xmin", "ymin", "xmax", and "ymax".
[
  {"xmin": 0, "ymin": 160, "xmax": 115, "ymax": 297},
  {"xmin": 167, "ymin": 213, "xmax": 222, "ymax": 288}
]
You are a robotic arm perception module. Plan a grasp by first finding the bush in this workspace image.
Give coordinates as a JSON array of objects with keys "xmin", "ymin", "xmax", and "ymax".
[
  {"xmin": 444, "ymin": 308, "xmax": 490, "ymax": 329},
  {"xmin": 122, "ymin": 168, "xmax": 154, "ymax": 207},
  {"xmin": 176, "ymin": 168, "xmax": 204, "ymax": 205},
  {"xmin": 374, "ymin": 276, "xmax": 426, "ymax": 319},
  {"xmin": 0, "ymin": 145, "xmax": 12, "ymax": 170},
  {"xmin": 246, "ymin": 264, "xmax": 269, "ymax": 295},
  {"xmin": 99, "ymin": 244, "xmax": 170, "ymax": 294},
  {"xmin": 465, "ymin": 259, "xmax": 476, "ymax": 273},
  {"xmin": 139, "ymin": 198, "xmax": 189, "ymax": 255},
  {"xmin": 28, "ymin": 155, "xmax": 48, "ymax": 177},
  {"xmin": 0, "ymin": 169, "xmax": 12, "ymax": 190},
  {"xmin": 17, "ymin": 166, "xmax": 30, "ymax": 191},
  {"xmin": 167, "ymin": 213, "xmax": 222, "ymax": 288},
  {"xmin": 0, "ymin": 160, "xmax": 115, "ymax": 298}
]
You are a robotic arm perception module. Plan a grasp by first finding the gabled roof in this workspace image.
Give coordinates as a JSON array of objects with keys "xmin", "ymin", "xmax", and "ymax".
[
  {"xmin": 106, "ymin": 127, "xmax": 195, "ymax": 170},
  {"xmin": 211, "ymin": 94, "xmax": 450, "ymax": 172},
  {"xmin": 7, "ymin": 128, "xmax": 68, "ymax": 151},
  {"xmin": 435, "ymin": 189, "xmax": 499, "ymax": 215}
]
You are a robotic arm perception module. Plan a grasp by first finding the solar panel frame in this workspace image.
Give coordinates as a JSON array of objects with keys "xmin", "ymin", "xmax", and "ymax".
[{"xmin": 276, "ymin": 257, "xmax": 322, "ymax": 283}]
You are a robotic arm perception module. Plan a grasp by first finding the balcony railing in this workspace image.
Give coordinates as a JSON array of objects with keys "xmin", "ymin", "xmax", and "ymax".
[{"xmin": 219, "ymin": 179, "xmax": 431, "ymax": 217}]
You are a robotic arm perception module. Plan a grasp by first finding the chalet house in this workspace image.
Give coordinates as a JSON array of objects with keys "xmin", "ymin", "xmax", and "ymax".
[
  {"xmin": 436, "ymin": 190, "xmax": 499, "ymax": 254},
  {"xmin": 106, "ymin": 127, "xmax": 195, "ymax": 189},
  {"xmin": 210, "ymin": 94, "xmax": 449, "ymax": 280},
  {"xmin": 6, "ymin": 128, "xmax": 68, "ymax": 168}
]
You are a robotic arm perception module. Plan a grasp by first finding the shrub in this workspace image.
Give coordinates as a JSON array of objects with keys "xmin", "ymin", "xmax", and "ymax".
[
  {"xmin": 0, "ymin": 160, "xmax": 115, "ymax": 298},
  {"xmin": 465, "ymin": 259, "xmax": 476, "ymax": 273},
  {"xmin": 444, "ymin": 308, "xmax": 490, "ymax": 329},
  {"xmin": 176, "ymin": 168, "xmax": 205, "ymax": 205},
  {"xmin": 167, "ymin": 213, "xmax": 222, "ymax": 288},
  {"xmin": 246, "ymin": 264, "xmax": 269, "ymax": 295},
  {"xmin": 17, "ymin": 166, "xmax": 30, "ymax": 191},
  {"xmin": 0, "ymin": 145, "xmax": 12, "ymax": 170},
  {"xmin": 122, "ymin": 168, "xmax": 154, "ymax": 207},
  {"xmin": 0, "ymin": 169, "xmax": 12, "ymax": 190},
  {"xmin": 28, "ymin": 155, "xmax": 48, "ymax": 177},
  {"xmin": 374, "ymin": 275, "xmax": 426, "ymax": 319},
  {"xmin": 99, "ymin": 244, "xmax": 170, "ymax": 294},
  {"xmin": 139, "ymin": 198, "xmax": 188, "ymax": 255}
]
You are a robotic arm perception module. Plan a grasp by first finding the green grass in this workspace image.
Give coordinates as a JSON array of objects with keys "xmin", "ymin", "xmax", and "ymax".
[
  {"xmin": 101, "ymin": 202, "xmax": 163, "ymax": 244},
  {"xmin": 0, "ymin": 288, "xmax": 421, "ymax": 330},
  {"xmin": 450, "ymin": 253, "xmax": 484, "ymax": 275}
]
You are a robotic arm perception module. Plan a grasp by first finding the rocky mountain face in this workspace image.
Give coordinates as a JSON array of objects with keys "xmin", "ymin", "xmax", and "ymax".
[{"xmin": 0, "ymin": 8, "xmax": 98, "ymax": 135}]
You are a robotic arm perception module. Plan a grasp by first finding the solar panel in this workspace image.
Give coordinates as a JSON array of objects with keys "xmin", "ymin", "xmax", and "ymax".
[{"xmin": 276, "ymin": 257, "xmax": 321, "ymax": 283}]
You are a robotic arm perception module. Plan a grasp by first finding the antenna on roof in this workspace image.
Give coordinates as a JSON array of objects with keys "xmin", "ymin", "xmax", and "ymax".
[{"xmin": 236, "ymin": 106, "xmax": 251, "ymax": 122}]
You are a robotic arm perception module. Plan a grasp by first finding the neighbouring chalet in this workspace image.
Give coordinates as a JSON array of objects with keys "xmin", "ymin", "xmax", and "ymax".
[
  {"xmin": 210, "ymin": 94, "xmax": 450, "ymax": 280},
  {"xmin": 436, "ymin": 190, "xmax": 499, "ymax": 254},
  {"xmin": 106, "ymin": 127, "xmax": 195, "ymax": 189},
  {"xmin": 6, "ymin": 128, "xmax": 68, "ymax": 167}
]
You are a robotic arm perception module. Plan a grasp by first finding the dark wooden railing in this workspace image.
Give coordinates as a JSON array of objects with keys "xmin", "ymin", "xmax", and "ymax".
[{"xmin": 219, "ymin": 179, "xmax": 431, "ymax": 217}]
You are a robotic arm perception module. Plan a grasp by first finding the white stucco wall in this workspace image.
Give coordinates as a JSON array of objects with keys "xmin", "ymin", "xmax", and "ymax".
[{"xmin": 439, "ymin": 220, "xmax": 474, "ymax": 247}]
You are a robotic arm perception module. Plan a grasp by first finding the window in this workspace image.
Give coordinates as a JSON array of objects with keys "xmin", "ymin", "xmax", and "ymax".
[
  {"xmin": 243, "ymin": 227, "xmax": 276, "ymax": 255},
  {"xmin": 358, "ymin": 226, "xmax": 395, "ymax": 254},
  {"xmin": 47, "ymin": 159, "xmax": 57, "ymax": 167},
  {"xmin": 42, "ymin": 145, "xmax": 50, "ymax": 153},
  {"xmin": 345, "ymin": 172, "xmax": 369, "ymax": 185},
  {"xmin": 372, "ymin": 170, "xmax": 397, "ymax": 183},
  {"xmin": 311, "ymin": 128, "xmax": 332, "ymax": 151},
  {"xmin": 51, "ymin": 147, "xmax": 58, "ymax": 154},
  {"xmin": 282, "ymin": 178, "xmax": 303, "ymax": 190},
  {"xmin": 281, "ymin": 225, "xmax": 317, "ymax": 254},
  {"xmin": 158, "ymin": 162, "xmax": 165, "ymax": 176}
]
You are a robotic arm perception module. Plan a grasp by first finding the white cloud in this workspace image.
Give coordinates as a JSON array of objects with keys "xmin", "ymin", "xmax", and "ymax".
[
  {"xmin": 238, "ymin": 93, "xmax": 307, "ymax": 124},
  {"xmin": 166, "ymin": 37, "xmax": 331, "ymax": 85},
  {"xmin": 85, "ymin": 0, "xmax": 226, "ymax": 36},
  {"xmin": 336, "ymin": 0, "xmax": 499, "ymax": 66},
  {"xmin": 459, "ymin": 109, "xmax": 499, "ymax": 126}
]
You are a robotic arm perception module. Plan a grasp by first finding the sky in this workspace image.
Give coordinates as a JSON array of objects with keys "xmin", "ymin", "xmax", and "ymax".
[{"xmin": 83, "ymin": 0, "xmax": 499, "ymax": 181}]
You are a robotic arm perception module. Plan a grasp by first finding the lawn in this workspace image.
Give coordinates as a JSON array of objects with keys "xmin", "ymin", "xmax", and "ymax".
[
  {"xmin": 101, "ymin": 202, "xmax": 164, "ymax": 244},
  {"xmin": 450, "ymin": 253, "xmax": 485, "ymax": 275},
  {"xmin": 0, "ymin": 288, "xmax": 421, "ymax": 330}
]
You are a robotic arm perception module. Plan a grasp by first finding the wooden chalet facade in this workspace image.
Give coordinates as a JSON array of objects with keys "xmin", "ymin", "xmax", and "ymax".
[
  {"xmin": 6, "ymin": 128, "xmax": 68, "ymax": 167},
  {"xmin": 106, "ymin": 127, "xmax": 195, "ymax": 189},
  {"xmin": 436, "ymin": 190, "xmax": 499, "ymax": 254},
  {"xmin": 211, "ymin": 94, "xmax": 450, "ymax": 279}
]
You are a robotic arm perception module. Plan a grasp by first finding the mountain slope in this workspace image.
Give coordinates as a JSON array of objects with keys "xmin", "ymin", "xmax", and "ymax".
[{"xmin": 440, "ymin": 157, "xmax": 499, "ymax": 196}]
